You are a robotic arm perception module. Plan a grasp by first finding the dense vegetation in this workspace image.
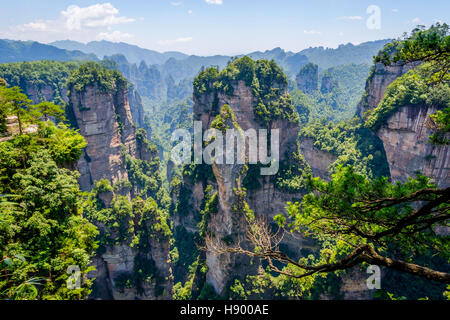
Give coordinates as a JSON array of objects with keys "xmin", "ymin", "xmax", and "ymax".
[
  {"xmin": 67, "ymin": 62, "xmax": 128, "ymax": 94},
  {"xmin": 0, "ymin": 83, "xmax": 98, "ymax": 299},
  {"xmin": 194, "ymin": 56, "xmax": 299, "ymax": 126},
  {"xmin": 370, "ymin": 23, "xmax": 450, "ymax": 144},
  {"xmin": 300, "ymin": 118, "xmax": 389, "ymax": 179},
  {"xmin": 291, "ymin": 63, "xmax": 371, "ymax": 123},
  {"xmin": 364, "ymin": 64, "xmax": 450, "ymax": 131},
  {"xmin": 1, "ymin": 23, "xmax": 448, "ymax": 301},
  {"xmin": 0, "ymin": 61, "xmax": 81, "ymax": 106},
  {"xmin": 213, "ymin": 25, "xmax": 450, "ymax": 300}
]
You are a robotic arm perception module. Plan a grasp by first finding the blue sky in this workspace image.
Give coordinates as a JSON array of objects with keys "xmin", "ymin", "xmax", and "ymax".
[{"xmin": 0, "ymin": 0, "xmax": 449, "ymax": 55}]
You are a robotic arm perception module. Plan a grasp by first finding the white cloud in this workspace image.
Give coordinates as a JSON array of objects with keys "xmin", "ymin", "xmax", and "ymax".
[
  {"xmin": 61, "ymin": 3, "xmax": 135, "ymax": 31},
  {"xmin": 176, "ymin": 37, "xmax": 193, "ymax": 42},
  {"xmin": 158, "ymin": 37, "xmax": 193, "ymax": 45},
  {"xmin": 96, "ymin": 30, "xmax": 133, "ymax": 42},
  {"xmin": 304, "ymin": 30, "xmax": 322, "ymax": 35},
  {"xmin": 392, "ymin": 9, "xmax": 399, "ymax": 13},
  {"xmin": 205, "ymin": 0, "xmax": 223, "ymax": 5},
  {"xmin": 18, "ymin": 21, "xmax": 47, "ymax": 32},
  {"xmin": 338, "ymin": 16, "xmax": 363, "ymax": 20},
  {"xmin": 4, "ymin": 3, "xmax": 137, "ymax": 44},
  {"xmin": 412, "ymin": 17, "xmax": 422, "ymax": 24},
  {"xmin": 188, "ymin": 10, "xmax": 193, "ymax": 15},
  {"xmin": 171, "ymin": 2, "xmax": 183, "ymax": 6}
]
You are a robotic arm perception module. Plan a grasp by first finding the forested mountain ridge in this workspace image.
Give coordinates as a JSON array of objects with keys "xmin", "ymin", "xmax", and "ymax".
[
  {"xmin": 300, "ymin": 39, "xmax": 391, "ymax": 69},
  {"xmin": 0, "ymin": 39, "xmax": 98, "ymax": 63},
  {"xmin": 50, "ymin": 40, "xmax": 189, "ymax": 65}
]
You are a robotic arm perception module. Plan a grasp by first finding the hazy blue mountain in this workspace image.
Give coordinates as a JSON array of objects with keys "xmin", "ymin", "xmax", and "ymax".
[
  {"xmin": 299, "ymin": 39, "xmax": 391, "ymax": 69},
  {"xmin": 0, "ymin": 39, "xmax": 97, "ymax": 63},
  {"xmin": 246, "ymin": 47, "xmax": 309, "ymax": 77},
  {"xmin": 49, "ymin": 39, "xmax": 388, "ymax": 80},
  {"xmin": 50, "ymin": 40, "xmax": 188, "ymax": 65}
]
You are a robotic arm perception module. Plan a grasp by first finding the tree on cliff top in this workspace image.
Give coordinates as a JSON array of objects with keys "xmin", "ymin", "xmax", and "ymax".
[
  {"xmin": 67, "ymin": 62, "xmax": 127, "ymax": 94},
  {"xmin": 193, "ymin": 56, "xmax": 298, "ymax": 126},
  {"xmin": 0, "ymin": 87, "xmax": 97, "ymax": 300},
  {"xmin": 375, "ymin": 23, "xmax": 450, "ymax": 84}
]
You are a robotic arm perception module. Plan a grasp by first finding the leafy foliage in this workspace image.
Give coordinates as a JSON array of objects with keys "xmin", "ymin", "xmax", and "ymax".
[
  {"xmin": 67, "ymin": 62, "xmax": 127, "ymax": 94},
  {"xmin": 193, "ymin": 57, "xmax": 299, "ymax": 126},
  {"xmin": 375, "ymin": 23, "xmax": 450, "ymax": 83},
  {"xmin": 300, "ymin": 118, "xmax": 390, "ymax": 179},
  {"xmin": 0, "ymin": 88, "xmax": 97, "ymax": 299},
  {"xmin": 364, "ymin": 64, "xmax": 450, "ymax": 130}
]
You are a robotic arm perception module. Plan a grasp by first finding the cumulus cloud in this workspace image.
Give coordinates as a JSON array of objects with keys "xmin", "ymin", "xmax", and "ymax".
[
  {"xmin": 96, "ymin": 30, "xmax": 133, "ymax": 42},
  {"xmin": 61, "ymin": 3, "xmax": 135, "ymax": 30},
  {"xmin": 18, "ymin": 21, "xmax": 47, "ymax": 32},
  {"xmin": 3, "ymin": 3, "xmax": 137, "ymax": 43},
  {"xmin": 412, "ymin": 17, "xmax": 422, "ymax": 24},
  {"xmin": 205, "ymin": 0, "xmax": 223, "ymax": 5}
]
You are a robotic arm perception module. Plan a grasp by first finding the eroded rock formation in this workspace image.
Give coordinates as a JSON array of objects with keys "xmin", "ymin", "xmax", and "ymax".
[
  {"xmin": 67, "ymin": 71, "xmax": 173, "ymax": 300},
  {"xmin": 358, "ymin": 61, "xmax": 449, "ymax": 188}
]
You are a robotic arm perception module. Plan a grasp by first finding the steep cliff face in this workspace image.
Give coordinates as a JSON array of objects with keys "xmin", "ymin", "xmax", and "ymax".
[
  {"xmin": 69, "ymin": 81, "xmax": 137, "ymax": 190},
  {"xmin": 196, "ymin": 81, "xmax": 300, "ymax": 293},
  {"xmin": 67, "ymin": 65, "xmax": 173, "ymax": 300},
  {"xmin": 175, "ymin": 58, "xmax": 310, "ymax": 296},
  {"xmin": 377, "ymin": 104, "xmax": 449, "ymax": 187},
  {"xmin": 296, "ymin": 63, "xmax": 318, "ymax": 94},
  {"xmin": 357, "ymin": 61, "xmax": 420, "ymax": 118},
  {"xmin": 320, "ymin": 74, "xmax": 338, "ymax": 94},
  {"xmin": 299, "ymin": 138, "xmax": 337, "ymax": 180},
  {"xmin": 22, "ymin": 82, "xmax": 69, "ymax": 105},
  {"xmin": 128, "ymin": 88, "xmax": 146, "ymax": 129},
  {"xmin": 358, "ymin": 61, "xmax": 449, "ymax": 188}
]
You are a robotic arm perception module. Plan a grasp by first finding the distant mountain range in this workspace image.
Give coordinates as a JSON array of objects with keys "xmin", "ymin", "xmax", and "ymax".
[
  {"xmin": 0, "ymin": 39, "xmax": 97, "ymax": 63},
  {"xmin": 50, "ymin": 40, "xmax": 188, "ymax": 65},
  {"xmin": 49, "ymin": 39, "xmax": 391, "ymax": 76},
  {"xmin": 0, "ymin": 38, "xmax": 391, "ymax": 103},
  {"xmin": 1, "ymin": 37, "xmax": 390, "ymax": 79}
]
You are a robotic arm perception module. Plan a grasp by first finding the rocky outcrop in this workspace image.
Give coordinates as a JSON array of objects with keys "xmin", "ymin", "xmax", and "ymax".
[
  {"xmin": 377, "ymin": 104, "xmax": 449, "ymax": 187},
  {"xmin": 179, "ymin": 59, "xmax": 307, "ymax": 296},
  {"xmin": 357, "ymin": 61, "xmax": 420, "ymax": 118},
  {"xmin": 299, "ymin": 138, "xmax": 337, "ymax": 180},
  {"xmin": 23, "ymin": 82, "xmax": 69, "ymax": 105},
  {"xmin": 320, "ymin": 74, "xmax": 338, "ymax": 94},
  {"xmin": 128, "ymin": 88, "xmax": 145, "ymax": 129},
  {"xmin": 357, "ymin": 60, "xmax": 448, "ymax": 188},
  {"xmin": 296, "ymin": 63, "xmax": 318, "ymax": 94},
  {"xmin": 67, "ymin": 70, "xmax": 173, "ymax": 300},
  {"xmin": 69, "ymin": 82, "xmax": 137, "ymax": 191}
]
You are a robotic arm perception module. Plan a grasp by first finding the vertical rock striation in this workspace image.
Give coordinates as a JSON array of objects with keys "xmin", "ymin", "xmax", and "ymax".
[
  {"xmin": 67, "ymin": 64, "xmax": 173, "ymax": 300},
  {"xmin": 357, "ymin": 61, "xmax": 420, "ymax": 118},
  {"xmin": 359, "ymin": 60, "xmax": 448, "ymax": 188},
  {"xmin": 176, "ymin": 58, "xmax": 311, "ymax": 296}
]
